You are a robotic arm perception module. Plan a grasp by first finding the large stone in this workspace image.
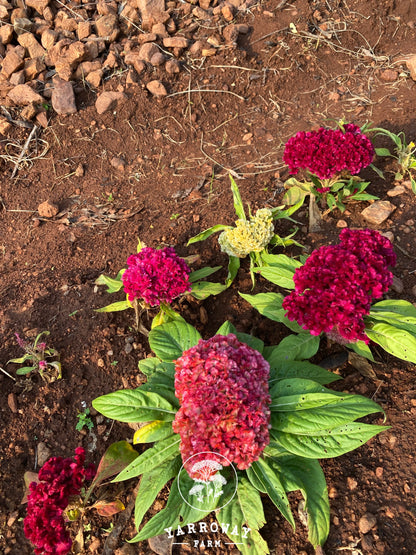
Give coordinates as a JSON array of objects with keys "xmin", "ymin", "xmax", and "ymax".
[
  {"xmin": 51, "ymin": 78, "xmax": 77, "ymax": 114},
  {"xmin": 138, "ymin": 41, "xmax": 159, "ymax": 62},
  {"xmin": 24, "ymin": 57, "xmax": 46, "ymax": 80},
  {"xmin": 25, "ymin": 0, "xmax": 49, "ymax": 14},
  {"xmin": 7, "ymin": 83, "xmax": 43, "ymax": 105},
  {"xmin": 95, "ymin": 14, "xmax": 119, "ymax": 41},
  {"xmin": 95, "ymin": 91, "xmax": 126, "ymax": 114},
  {"xmin": 361, "ymin": 201, "xmax": 395, "ymax": 225},
  {"xmin": 137, "ymin": 0, "xmax": 166, "ymax": 30},
  {"xmin": 0, "ymin": 25, "xmax": 14, "ymax": 45},
  {"xmin": 13, "ymin": 17, "xmax": 32, "ymax": 35},
  {"xmin": 1, "ymin": 49, "xmax": 24, "ymax": 78},
  {"xmin": 41, "ymin": 29, "xmax": 58, "ymax": 50},
  {"xmin": 47, "ymin": 39, "xmax": 88, "ymax": 67},
  {"xmin": 18, "ymin": 32, "xmax": 46, "ymax": 58}
]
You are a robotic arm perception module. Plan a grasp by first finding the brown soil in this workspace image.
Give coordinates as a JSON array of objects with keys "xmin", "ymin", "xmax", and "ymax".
[{"xmin": 1, "ymin": 0, "xmax": 416, "ymax": 554}]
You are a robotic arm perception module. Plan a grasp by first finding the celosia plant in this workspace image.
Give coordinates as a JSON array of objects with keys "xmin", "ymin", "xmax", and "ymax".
[
  {"xmin": 244, "ymin": 229, "xmax": 416, "ymax": 363},
  {"xmin": 93, "ymin": 320, "xmax": 388, "ymax": 553},
  {"xmin": 282, "ymin": 123, "xmax": 378, "ymax": 230},
  {"xmin": 188, "ymin": 176, "xmax": 302, "ymax": 286},
  {"xmin": 8, "ymin": 330, "xmax": 61, "ymax": 382},
  {"xmin": 96, "ymin": 241, "xmax": 226, "ymax": 334}
]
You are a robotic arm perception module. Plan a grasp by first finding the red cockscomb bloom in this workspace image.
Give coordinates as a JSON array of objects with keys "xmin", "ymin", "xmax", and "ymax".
[
  {"xmin": 173, "ymin": 334, "xmax": 271, "ymax": 480},
  {"xmin": 283, "ymin": 124, "xmax": 374, "ymax": 180},
  {"xmin": 122, "ymin": 247, "xmax": 191, "ymax": 306},
  {"xmin": 282, "ymin": 229, "xmax": 396, "ymax": 344},
  {"xmin": 24, "ymin": 447, "xmax": 95, "ymax": 555}
]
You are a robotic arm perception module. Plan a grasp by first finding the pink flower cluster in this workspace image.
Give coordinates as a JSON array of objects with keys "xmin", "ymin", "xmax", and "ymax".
[
  {"xmin": 24, "ymin": 447, "xmax": 95, "ymax": 555},
  {"xmin": 172, "ymin": 334, "xmax": 271, "ymax": 480},
  {"xmin": 283, "ymin": 124, "xmax": 375, "ymax": 180},
  {"xmin": 122, "ymin": 247, "xmax": 191, "ymax": 306},
  {"xmin": 282, "ymin": 229, "xmax": 396, "ymax": 344}
]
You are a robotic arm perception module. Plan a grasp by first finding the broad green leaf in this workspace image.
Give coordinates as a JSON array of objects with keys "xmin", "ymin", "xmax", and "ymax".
[
  {"xmin": 216, "ymin": 320, "xmax": 237, "ymax": 335},
  {"xmin": 268, "ymin": 360, "xmax": 341, "ymax": 385},
  {"xmin": 16, "ymin": 366, "xmax": 34, "ymax": 375},
  {"xmin": 347, "ymin": 341, "xmax": 374, "ymax": 362},
  {"xmin": 189, "ymin": 266, "xmax": 222, "ymax": 282},
  {"xmin": 132, "ymin": 456, "xmax": 182, "ymax": 535},
  {"xmin": 255, "ymin": 266, "xmax": 296, "ymax": 289},
  {"xmin": 92, "ymin": 389, "xmax": 177, "ymax": 422},
  {"xmin": 190, "ymin": 281, "xmax": 227, "ymax": 300},
  {"xmin": 370, "ymin": 299, "xmax": 416, "ymax": 318},
  {"xmin": 133, "ymin": 421, "xmax": 173, "ymax": 444},
  {"xmin": 95, "ymin": 272, "xmax": 124, "ymax": 293},
  {"xmin": 350, "ymin": 193, "xmax": 379, "ymax": 201},
  {"xmin": 114, "ymin": 435, "xmax": 180, "ymax": 482},
  {"xmin": 326, "ymin": 193, "xmax": 336, "ymax": 211},
  {"xmin": 218, "ymin": 480, "xmax": 269, "ymax": 555},
  {"xmin": 248, "ymin": 459, "xmax": 295, "ymax": 528},
  {"xmin": 8, "ymin": 355, "xmax": 31, "ymax": 364},
  {"xmin": 138, "ymin": 382, "xmax": 178, "ymax": 408},
  {"xmin": 269, "ymin": 455, "xmax": 329, "ymax": 546},
  {"xmin": 269, "ymin": 379, "xmax": 345, "ymax": 411},
  {"xmin": 366, "ymin": 311, "xmax": 416, "ymax": 335},
  {"xmin": 230, "ymin": 175, "xmax": 246, "ymax": 220},
  {"xmin": 271, "ymin": 394, "xmax": 383, "ymax": 432},
  {"xmin": 375, "ymin": 147, "xmax": 391, "ymax": 157},
  {"xmin": 138, "ymin": 357, "xmax": 161, "ymax": 377},
  {"xmin": 235, "ymin": 332, "xmax": 264, "ymax": 353},
  {"xmin": 283, "ymin": 185, "xmax": 308, "ymax": 206},
  {"xmin": 272, "ymin": 198, "xmax": 304, "ymax": 219},
  {"xmin": 271, "ymin": 422, "xmax": 389, "ymax": 459},
  {"xmin": 226, "ymin": 256, "xmax": 240, "ymax": 287},
  {"xmin": 149, "ymin": 321, "xmax": 201, "ymax": 362},
  {"xmin": 266, "ymin": 334, "xmax": 320, "ymax": 365},
  {"xmin": 95, "ymin": 300, "xmax": 131, "ymax": 313},
  {"xmin": 365, "ymin": 322, "xmax": 416, "ymax": 363},
  {"xmin": 240, "ymin": 292, "xmax": 304, "ymax": 333},
  {"xmin": 187, "ymin": 224, "xmax": 230, "ymax": 245}
]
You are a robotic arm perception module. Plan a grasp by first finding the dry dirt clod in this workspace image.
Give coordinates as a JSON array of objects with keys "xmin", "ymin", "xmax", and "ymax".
[
  {"xmin": 359, "ymin": 512, "xmax": 377, "ymax": 534},
  {"xmin": 95, "ymin": 91, "xmax": 126, "ymax": 114},
  {"xmin": 387, "ymin": 185, "xmax": 405, "ymax": 197},
  {"xmin": 361, "ymin": 201, "xmax": 395, "ymax": 225},
  {"xmin": 7, "ymin": 392, "xmax": 18, "ymax": 413},
  {"xmin": 38, "ymin": 200, "xmax": 59, "ymax": 218},
  {"xmin": 379, "ymin": 69, "xmax": 398, "ymax": 82},
  {"xmin": 406, "ymin": 55, "xmax": 416, "ymax": 80},
  {"xmin": 7, "ymin": 83, "xmax": 44, "ymax": 105},
  {"xmin": 51, "ymin": 78, "xmax": 77, "ymax": 114},
  {"xmin": 110, "ymin": 156, "xmax": 126, "ymax": 171},
  {"xmin": 36, "ymin": 441, "xmax": 52, "ymax": 466},
  {"xmin": 146, "ymin": 79, "xmax": 167, "ymax": 97}
]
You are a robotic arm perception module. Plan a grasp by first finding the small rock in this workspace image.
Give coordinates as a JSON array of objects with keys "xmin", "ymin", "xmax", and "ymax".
[
  {"xmin": 222, "ymin": 4, "xmax": 235, "ymax": 21},
  {"xmin": 1, "ymin": 50, "xmax": 25, "ymax": 78},
  {"xmin": 361, "ymin": 200, "xmax": 395, "ymax": 225},
  {"xmin": 347, "ymin": 477, "xmax": 358, "ymax": 490},
  {"xmin": 0, "ymin": 25, "xmax": 14, "ymax": 45},
  {"xmin": 152, "ymin": 22, "xmax": 168, "ymax": 37},
  {"xmin": 86, "ymin": 69, "xmax": 103, "ymax": 88},
  {"xmin": 406, "ymin": 55, "xmax": 416, "ymax": 80},
  {"xmin": 21, "ymin": 102, "xmax": 37, "ymax": 121},
  {"xmin": 146, "ymin": 79, "xmax": 167, "ymax": 97},
  {"xmin": 163, "ymin": 36, "xmax": 190, "ymax": 49},
  {"xmin": 359, "ymin": 512, "xmax": 377, "ymax": 534},
  {"xmin": 193, "ymin": 6, "xmax": 208, "ymax": 18},
  {"xmin": 406, "ymin": 219, "xmax": 415, "ymax": 226},
  {"xmin": 328, "ymin": 486, "xmax": 337, "ymax": 499},
  {"xmin": 138, "ymin": 32, "xmax": 158, "ymax": 44},
  {"xmin": 223, "ymin": 23, "xmax": 239, "ymax": 44},
  {"xmin": 361, "ymin": 534, "xmax": 374, "ymax": 552},
  {"xmin": 391, "ymin": 275, "xmax": 404, "ymax": 294},
  {"xmin": 51, "ymin": 78, "xmax": 77, "ymax": 114},
  {"xmin": 150, "ymin": 52, "xmax": 166, "ymax": 66},
  {"xmin": 24, "ymin": 58, "xmax": 46, "ymax": 81},
  {"xmin": 95, "ymin": 91, "xmax": 126, "ymax": 114},
  {"xmin": 97, "ymin": 425, "xmax": 106, "ymax": 435},
  {"xmin": 111, "ymin": 156, "xmax": 126, "ymax": 171},
  {"xmin": 403, "ymin": 179, "xmax": 413, "ymax": 191},
  {"xmin": 0, "ymin": 117, "xmax": 12, "ymax": 135},
  {"xmin": 137, "ymin": 0, "xmax": 167, "ymax": 30},
  {"xmin": 7, "ymin": 393, "xmax": 17, "ymax": 413},
  {"xmin": 41, "ymin": 29, "xmax": 58, "ymax": 50},
  {"xmin": 95, "ymin": 14, "xmax": 119, "ymax": 42},
  {"xmin": 88, "ymin": 537, "xmax": 101, "ymax": 552},
  {"xmin": 36, "ymin": 112, "xmax": 48, "ymax": 128},
  {"xmin": 148, "ymin": 534, "xmax": 173, "ymax": 555},
  {"xmin": 77, "ymin": 21, "xmax": 92, "ymax": 41},
  {"xmin": 165, "ymin": 59, "xmax": 180, "ymax": 74},
  {"xmin": 75, "ymin": 164, "xmax": 84, "ymax": 177},
  {"xmin": 38, "ymin": 200, "xmax": 59, "ymax": 218},
  {"xmin": 138, "ymin": 41, "xmax": 159, "ymax": 62},
  {"xmin": 124, "ymin": 342, "xmax": 133, "ymax": 354},
  {"xmin": 336, "ymin": 219, "xmax": 348, "ymax": 228},
  {"xmin": 13, "ymin": 17, "xmax": 33, "ymax": 35},
  {"xmin": 124, "ymin": 53, "xmax": 146, "ymax": 74},
  {"xmin": 375, "ymin": 466, "xmax": 383, "ymax": 478},
  {"xmin": 25, "ymin": 0, "xmax": 49, "ymax": 15},
  {"xmin": 387, "ymin": 185, "xmax": 405, "ymax": 196},
  {"xmin": 379, "ymin": 69, "xmax": 398, "ymax": 82},
  {"xmin": 17, "ymin": 32, "xmax": 46, "ymax": 58},
  {"xmin": 37, "ymin": 441, "xmax": 52, "ymax": 466},
  {"xmin": 7, "ymin": 511, "xmax": 18, "ymax": 528}
]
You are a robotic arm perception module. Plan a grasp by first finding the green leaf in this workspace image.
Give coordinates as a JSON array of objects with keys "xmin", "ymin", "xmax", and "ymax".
[
  {"xmin": 271, "ymin": 422, "xmax": 389, "ymax": 459},
  {"xmin": 347, "ymin": 341, "xmax": 374, "ymax": 361},
  {"xmin": 269, "ymin": 378, "xmax": 345, "ymax": 411},
  {"xmin": 132, "ymin": 456, "xmax": 182, "ymax": 535},
  {"xmin": 370, "ymin": 299, "xmax": 416, "ymax": 318},
  {"xmin": 149, "ymin": 321, "xmax": 201, "ymax": 362},
  {"xmin": 367, "ymin": 310, "xmax": 416, "ymax": 334},
  {"xmin": 92, "ymin": 389, "xmax": 177, "ymax": 422},
  {"xmin": 8, "ymin": 355, "xmax": 31, "ymax": 364},
  {"xmin": 369, "ymin": 163, "xmax": 385, "ymax": 179},
  {"xmin": 114, "ymin": 435, "xmax": 180, "ymax": 482},
  {"xmin": 138, "ymin": 357, "xmax": 161, "ymax": 377},
  {"xmin": 248, "ymin": 459, "xmax": 295, "ymax": 528},
  {"xmin": 187, "ymin": 224, "xmax": 230, "ymax": 245},
  {"xmin": 239, "ymin": 292, "xmax": 303, "ymax": 333},
  {"xmin": 16, "ymin": 366, "xmax": 34, "ymax": 375},
  {"xmin": 216, "ymin": 321, "xmax": 237, "ymax": 335},
  {"xmin": 95, "ymin": 300, "xmax": 131, "ymax": 313},
  {"xmin": 88, "ymin": 441, "xmax": 139, "ymax": 492},
  {"xmin": 267, "ymin": 360, "xmax": 341, "ymax": 385},
  {"xmin": 365, "ymin": 322, "xmax": 416, "ymax": 363},
  {"xmin": 189, "ymin": 266, "xmax": 222, "ymax": 282},
  {"xmin": 269, "ymin": 455, "xmax": 329, "ymax": 547},
  {"xmin": 375, "ymin": 147, "xmax": 392, "ymax": 157},
  {"xmin": 326, "ymin": 193, "xmax": 336, "ymax": 211},
  {"xmin": 283, "ymin": 185, "xmax": 308, "ymax": 206},
  {"xmin": 133, "ymin": 421, "xmax": 173, "ymax": 444},
  {"xmin": 230, "ymin": 175, "xmax": 246, "ymax": 220},
  {"xmin": 95, "ymin": 272, "xmax": 124, "ymax": 293},
  {"xmin": 226, "ymin": 256, "xmax": 240, "ymax": 287},
  {"xmin": 348, "ymin": 193, "xmax": 379, "ymax": 201},
  {"xmin": 190, "ymin": 281, "xmax": 227, "ymax": 300},
  {"xmin": 411, "ymin": 175, "xmax": 416, "ymax": 194},
  {"xmin": 218, "ymin": 479, "xmax": 269, "ymax": 555},
  {"xmin": 255, "ymin": 267, "xmax": 296, "ymax": 289},
  {"xmin": 271, "ymin": 394, "xmax": 383, "ymax": 432},
  {"xmin": 234, "ymin": 332, "xmax": 264, "ymax": 353},
  {"xmin": 266, "ymin": 334, "xmax": 320, "ymax": 365}
]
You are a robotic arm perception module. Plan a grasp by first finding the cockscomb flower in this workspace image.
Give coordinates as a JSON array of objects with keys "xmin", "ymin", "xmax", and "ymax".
[
  {"xmin": 24, "ymin": 447, "xmax": 95, "ymax": 555},
  {"xmin": 172, "ymin": 334, "xmax": 271, "ymax": 480},
  {"xmin": 283, "ymin": 124, "xmax": 375, "ymax": 180},
  {"xmin": 122, "ymin": 247, "xmax": 192, "ymax": 306},
  {"xmin": 218, "ymin": 208, "xmax": 275, "ymax": 258},
  {"xmin": 282, "ymin": 229, "xmax": 396, "ymax": 344}
]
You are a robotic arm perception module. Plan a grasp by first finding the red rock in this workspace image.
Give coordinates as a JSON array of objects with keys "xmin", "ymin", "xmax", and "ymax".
[
  {"xmin": 95, "ymin": 14, "xmax": 119, "ymax": 41},
  {"xmin": 9, "ymin": 70, "xmax": 25, "ymax": 85},
  {"xmin": 41, "ymin": 28, "xmax": 58, "ymax": 50},
  {"xmin": 95, "ymin": 91, "xmax": 126, "ymax": 114},
  {"xmin": 359, "ymin": 513, "xmax": 377, "ymax": 534},
  {"xmin": 24, "ymin": 58, "xmax": 45, "ymax": 80},
  {"xmin": 36, "ymin": 111, "xmax": 48, "ymax": 127},
  {"xmin": 152, "ymin": 22, "xmax": 168, "ymax": 37},
  {"xmin": 0, "ymin": 116, "xmax": 11, "ymax": 135},
  {"xmin": 379, "ymin": 69, "xmax": 398, "ymax": 82},
  {"xmin": 406, "ymin": 55, "xmax": 416, "ymax": 80},
  {"xmin": 223, "ymin": 23, "xmax": 239, "ymax": 44},
  {"xmin": 47, "ymin": 39, "xmax": 87, "ymax": 67},
  {"xmin": 13, "ymin": 16, "xmax": 32, "ymax": 35},
  {"xmin": 165, "ymin": 59, "xmax": 180, "ymax": 74},
  {"xmin": 137, "ymin": 0, "xmax": 167, "ymax": 30},
  {"xmin": 25, "ymin": 0, "xmax": 49, "ymax": 15},
  {"xmin": 51, "ymin": 78, "xmax": 77, "ymax": 114},
  {"xmin": 138, "ymin": 41, "xmax": 159, "ymax": 62},
  {"xmin": 18, "ymin": 32, "xmax": 46, "ymax": 58},
  {"xmin": 126, "ymin": 68, "xmax": 139, "ymax": 85},
  {"xmin": 0, "ymin": 25, "xmax": 13, "ymax": 45},
  {"xmin": 38, "ymin": 199, "xmax": 59, "ymax": 218},
  {"xmin": 7, "ymin": 83, "xmax": 43, "ymax": 105},
  {"xmin": 103, "ymin": 51, "xmax": 118, "ymax": 68},
  {"xmin": 163, "ymin": 36, "xmax": 190, "ymax": 48},
  {"xmin": 221, "ymin": 4, "xmax": 235, "ymax": 21},
  {"xmin": 138, "ymin": 32, "xmax": 157, "ymax": 44},
  {"xmin": 8, "ymin": 393, "xmax": 17, "ymax": 413},
  {"xmin": 124, "ymin": 52, "xmax": 146, "ymax": 73},
  {"xmin": 192, "ymin": 6, "xmax": 208, "ymax": 18},
  {"xmin": 77, "ymin": 21, "xmax": 92, "ymax": 41},
  {"xmin": 86, "ymin": 69, "xmax": 103, "ymax": 88},
  {"xmin": 21, "ymin": 102, "xmax": 37, "ymax": 120},
  {"xmin": 146, "ymin": 79, "xmax": 167, "ymax": 97},
  {"xmin": 110, "ymin": 156, "xmax": 126, "ymax": 171},
  {"xmin": 1, "ymin": 49, "xmax": 25, "ymax": 78},
  {"xmin": 150, "ymin": 52, "xmax": 165, "ymax": 66}
]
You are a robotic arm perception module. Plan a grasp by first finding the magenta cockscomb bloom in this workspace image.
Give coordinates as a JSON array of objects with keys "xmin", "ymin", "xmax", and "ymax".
[
  {"xmin": 283, "ymin": 124, "xmax": 375, "ymax": 180},
  {"xmin": 172, "ymin": 334, "xmax": 271, "ymax": 480},
  {"xmin": 122, "ymin": 247, "xmax": 192, "ymax": 306},
  {"xmin": 24, "ymin": 447, "xmax": 95, "ymax": 555},
  {"xmin": 282, "ymin": 229, "xmax": 396, "ymax": 344}
]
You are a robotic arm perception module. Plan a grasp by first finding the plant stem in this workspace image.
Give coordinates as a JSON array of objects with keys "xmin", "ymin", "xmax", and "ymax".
[{"xmin": 308, "ymin": 194, "xmax": 322, "ymax": 232}]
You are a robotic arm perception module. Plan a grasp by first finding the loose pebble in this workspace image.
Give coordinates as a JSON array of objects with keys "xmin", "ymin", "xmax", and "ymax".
[{"xmin": 359, "ymin": 512, "xmax": 377, "ymax": 534}]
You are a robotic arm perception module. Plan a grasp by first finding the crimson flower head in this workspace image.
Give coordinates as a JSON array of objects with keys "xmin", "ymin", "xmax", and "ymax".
[
  {"xmin": 282, "ymin": 229, "xmax": 396, "ymax": 344},
  {"xmin": 122, "ymin": 247, "xmax": 192, "ymax": 306},
  {"xmin": 172, "ymin": 334, "xmax": 271, "ymax": 480},
  {"xmin": 24, "ymin": 447, "xmax": 95, "ymax": 555},
  {"xmin": 283, "ymin": 124, "xmax": 374, "ymax": 180}
]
